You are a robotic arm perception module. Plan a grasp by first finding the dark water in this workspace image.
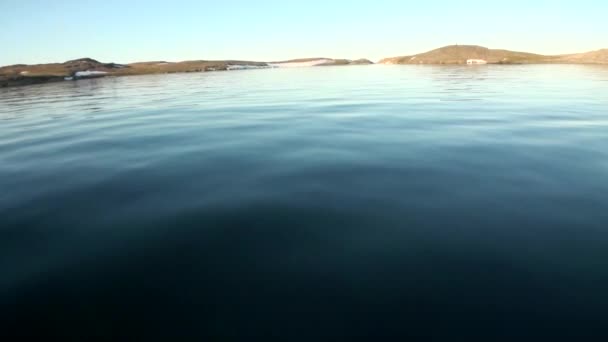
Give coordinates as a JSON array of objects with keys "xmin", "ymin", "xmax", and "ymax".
[{"xmin": 1, "ymin": 65, "xmax": 608, "ymax": 340}]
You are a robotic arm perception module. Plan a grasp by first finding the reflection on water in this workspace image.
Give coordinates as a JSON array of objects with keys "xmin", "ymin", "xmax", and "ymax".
[{"xmin": 1, "ymin": 65, "xmax": 608, "ymax": 339}]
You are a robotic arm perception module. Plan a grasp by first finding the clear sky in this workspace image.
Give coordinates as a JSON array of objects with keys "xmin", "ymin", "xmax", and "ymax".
[{"xmin": 1, "ymin": 0, "xmax": 606, "ymax": 66}]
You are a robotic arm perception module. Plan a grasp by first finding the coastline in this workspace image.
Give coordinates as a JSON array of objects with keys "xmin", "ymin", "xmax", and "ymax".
[
  {"xmin": 2, "ymin": 45, "xmax": 607, "ymax": 89},
  {"xmin": 0, "ymin": 58, "xmax": 373, "ymax": 89}
]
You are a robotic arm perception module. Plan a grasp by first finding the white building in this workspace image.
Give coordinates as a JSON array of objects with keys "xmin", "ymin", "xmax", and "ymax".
[{"xmin": 467, "ymin": 59, "xmax": 488, "ymax": 65}]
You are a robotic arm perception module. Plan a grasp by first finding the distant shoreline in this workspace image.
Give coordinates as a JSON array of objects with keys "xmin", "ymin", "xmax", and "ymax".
[
  {"xmin": 2, "ymin": 45, "xmax": 607, "ymax": 89},
  {"xmin": 0, "ymin": 58, "xmax": 373, "ymax": 88}
]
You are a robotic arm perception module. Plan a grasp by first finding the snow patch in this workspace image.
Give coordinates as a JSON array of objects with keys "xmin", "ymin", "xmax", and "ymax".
[
  {"xmin": 269, "ymin": 59, "xmax": 333, "ymax": 68},
  {"xmin": 467, "ymin": 59, "xmax": 487, "ymax": 65},
  {"xmin": 226, "ymin": 64, "xmax": 271, "ymax": 71},
  {"xmin": 75, "ymin": 70, "xmax": 108, "ymax": 77}
]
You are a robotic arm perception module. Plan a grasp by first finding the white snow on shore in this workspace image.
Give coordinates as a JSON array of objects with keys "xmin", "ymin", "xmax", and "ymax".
[
  {"xmin": 226, "ymin": 64, "xmax": 272, "ymax": 71},
  {"xmin": 269, "ymin": 59, "xmax": 333, "ymax": 68},
  {"xmin": 75, "ymin": 71, "xmax": 108, "ymax": 77}
]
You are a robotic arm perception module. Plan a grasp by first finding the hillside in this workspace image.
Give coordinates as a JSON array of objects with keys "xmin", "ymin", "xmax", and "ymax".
[
  {"xmin": 0, "ymin": 58, "xmax": 129, "ymax": 87},
  {"xmin": 0, "ymin": 58, "xmax": 125, "ymax": 77},
  {"xmin": 557, "ymin": 49, "xmax": 608, "ymax": 64},
  {"xmin": 380, "ymin": 45, "xmax": 556, "ymax": 65},
  {"xmin": 0, "ymin": 59, "xmax": 269, "ymax": 86}
]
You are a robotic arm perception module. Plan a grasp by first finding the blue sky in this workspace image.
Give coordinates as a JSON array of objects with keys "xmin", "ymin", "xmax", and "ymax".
[{"xmin": 0, "ymin": 0, "xmax": 606, "ymax": 65}]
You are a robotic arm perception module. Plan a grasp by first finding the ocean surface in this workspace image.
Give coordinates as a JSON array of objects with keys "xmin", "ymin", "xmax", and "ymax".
[{"xmin": 1, "ymin": 65, "xmax": 608, "ymax": 340}]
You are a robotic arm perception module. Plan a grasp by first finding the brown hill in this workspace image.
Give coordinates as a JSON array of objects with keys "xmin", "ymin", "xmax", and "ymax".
[
  {"xmin": 380, "ymin": 45, "xmax": 558, "ymax": 65},
  {"xmin": 0, "ymin": 58, "xmax": 130, "ymax": 87},
  {"xmin": 557, "ymin": 49, "xmax": 608, "ymax": 64},
  {"xmin": 0, "ymin": 58, "xmax": 125, "ymax": 77}
]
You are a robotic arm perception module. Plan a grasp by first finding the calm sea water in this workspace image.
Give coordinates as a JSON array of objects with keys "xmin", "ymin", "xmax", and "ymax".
[{"xmin": 1, "ymin": 65, "xmax": 608, "ymax": 339}]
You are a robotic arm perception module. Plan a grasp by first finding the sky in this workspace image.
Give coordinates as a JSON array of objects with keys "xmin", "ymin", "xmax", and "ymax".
[{"xmin": 0, "ymin": 0, "xmax": 607, "ymax": 66}]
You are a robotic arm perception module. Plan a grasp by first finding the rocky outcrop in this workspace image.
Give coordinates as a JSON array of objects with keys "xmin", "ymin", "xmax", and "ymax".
[{"xmin": 0, "ymin": 75, "xmax": 65, "ymax": 88}]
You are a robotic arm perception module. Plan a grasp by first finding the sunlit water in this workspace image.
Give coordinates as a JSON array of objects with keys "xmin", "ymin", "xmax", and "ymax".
[{"xmin": 1, "ymin": 65, "xmax": 608, "ymax": 339}]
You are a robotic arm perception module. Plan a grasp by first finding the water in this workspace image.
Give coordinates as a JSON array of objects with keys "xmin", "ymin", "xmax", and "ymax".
[{"xmin": 1, "ymin": 65, "xmax": 608, "ymax": 339}]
